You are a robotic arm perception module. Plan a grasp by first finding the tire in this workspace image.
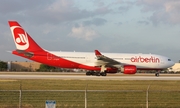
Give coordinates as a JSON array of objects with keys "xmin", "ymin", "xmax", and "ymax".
[
  {"xmin": 157, "ymin": 73, "xmax": 159, "ymax": 77},
  {"xmin": 91, "ymin": 72, "xmax": 96, "ymax": 76},
  {"xmin": 86, "ymin": 72, "xmax": 90, "ymax": 76},
  {"xmin": 155, "ymin": 73, "xmax": 159, "ymax": 77},
  {"xmin": 101, "ymin": 72, "xmax": 107, "ymax": 76},
  {"xmin": 101, "ymin": 72, "xmax": 106, "ymax": 76},
  {"xmin": 96, "ymin": 72, "xmax": 100, "ymax": 76}
]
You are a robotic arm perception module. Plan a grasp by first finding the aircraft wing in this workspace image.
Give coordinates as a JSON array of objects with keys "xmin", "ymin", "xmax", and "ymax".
[{"xmin": 95, "ymin": 50, "xmax": 121, "ymax": 66}]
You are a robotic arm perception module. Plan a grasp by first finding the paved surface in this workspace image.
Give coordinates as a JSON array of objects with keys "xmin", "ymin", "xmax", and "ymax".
[{"xmin": 0, "ymin": 72, "xmax": 180, "ymax": 80}]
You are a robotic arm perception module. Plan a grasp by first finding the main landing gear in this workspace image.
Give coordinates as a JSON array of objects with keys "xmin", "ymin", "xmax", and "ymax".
[
  {"xmin": 86, "ymin": 65, "xmax": 107, "ymax": 76},
  {"xmin": 86, "ymin": 71, "xmax": 107, "ymax": 76}
]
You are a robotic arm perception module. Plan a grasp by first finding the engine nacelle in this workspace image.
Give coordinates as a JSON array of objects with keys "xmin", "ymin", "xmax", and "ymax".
[
  {"xmin": 121, "ymin": 65, "xmax": 137, "ymax": 74},
  {"xmin": 106, "ymin": 68, "xmax": 118, "ymax": 73}
]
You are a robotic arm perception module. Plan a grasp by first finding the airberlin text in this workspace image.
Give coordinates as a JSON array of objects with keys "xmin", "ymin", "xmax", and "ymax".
[{"xmin": 131, "ymin": 56, "xmax": 160, "ymax": 63}]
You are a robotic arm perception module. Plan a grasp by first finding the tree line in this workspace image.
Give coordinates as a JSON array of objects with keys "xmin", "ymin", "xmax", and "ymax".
[
  {"xmin": 0, "ymin": 61, "xmax": 7, "ymax": 71},
  {"xmin": 0, "ymin": 61, "xmax": 61, "ymax": 72}
]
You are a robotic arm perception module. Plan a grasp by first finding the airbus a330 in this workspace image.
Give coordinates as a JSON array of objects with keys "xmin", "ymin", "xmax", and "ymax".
[{"xmin": 8, "ymin": 21, "xmax": 175, "ymax": 76}]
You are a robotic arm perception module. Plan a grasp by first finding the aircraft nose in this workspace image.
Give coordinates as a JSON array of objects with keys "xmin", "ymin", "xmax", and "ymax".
[{"xmin": 170, "ymin": 61, "xmax": 175, "ymax": 67}]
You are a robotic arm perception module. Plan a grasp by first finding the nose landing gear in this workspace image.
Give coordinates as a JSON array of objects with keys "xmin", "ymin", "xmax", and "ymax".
[{"xmin": 155, "ymin": 70, "xmax": 160, "ymax": 77}]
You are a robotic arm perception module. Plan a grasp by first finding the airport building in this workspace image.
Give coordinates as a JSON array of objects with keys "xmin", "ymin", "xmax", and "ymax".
[
  {"xmin": 168, "ymin": 63, "xmax": 180, "ymax": 73},
  {"xmin": 6, "ymin": 61, "xmax": 79, "ymax": 72},
  {"xmin": 7, "ymin": 61, "xmax": 41, "ymax": 71}
]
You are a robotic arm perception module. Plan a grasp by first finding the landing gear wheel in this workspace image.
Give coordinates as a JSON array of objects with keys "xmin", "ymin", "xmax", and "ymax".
[
  {"xmin": 86, "ymin": 71, "xmax": 96, "ymax": 76},
  {"xmin": 86, "ymin": 72, "xmax": 91, "ymax": 76},
  {"xmin": 100, "ymin": 72, "xmax": 107, "ymax": 76},
  {"xmin": 155, "ymin": 73, "xmax": 159, "ymax": 77},
  {"xmin": 96, "ymin": 72, "xmax": 101, "ymax": 76},
  {"xmin": 91, "ymin": 71, "xmax": 96, "ymax": 76}
]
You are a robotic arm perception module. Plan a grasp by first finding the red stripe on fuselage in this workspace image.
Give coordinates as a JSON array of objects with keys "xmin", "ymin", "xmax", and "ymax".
[{"xmin": 12, "ymin": 50, "xmax": 100, "ymax": 70}]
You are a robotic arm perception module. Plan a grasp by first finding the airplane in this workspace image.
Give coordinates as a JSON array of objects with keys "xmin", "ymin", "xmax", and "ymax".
[{"xmin": 8, "ymin": 21, "xmax": 175, "ymax": 76}]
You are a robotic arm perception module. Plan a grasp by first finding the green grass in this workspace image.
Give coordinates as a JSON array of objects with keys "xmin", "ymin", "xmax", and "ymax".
[{"xmin": 0, "ymin": 80, "xmax": 180, "ymax": 108}]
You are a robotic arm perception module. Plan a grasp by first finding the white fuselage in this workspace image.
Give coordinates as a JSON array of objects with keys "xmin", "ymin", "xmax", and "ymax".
[{"xmin": 50, "ymin": 51, "xmax": 175, "ymax": 70}]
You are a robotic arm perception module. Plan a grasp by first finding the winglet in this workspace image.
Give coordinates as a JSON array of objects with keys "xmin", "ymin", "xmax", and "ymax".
[{"xmin": 95, "ymin": 50, "xmax": 102, "ymax": 56}]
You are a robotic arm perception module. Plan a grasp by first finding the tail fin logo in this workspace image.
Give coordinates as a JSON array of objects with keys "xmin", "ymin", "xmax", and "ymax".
[
  {"xmin": 11, "ymin": 26, "xmax": 29, "ymax": 50},
  {"xmin": 16, "ymin": 34, "xmax": 27, "ymax": 45}
]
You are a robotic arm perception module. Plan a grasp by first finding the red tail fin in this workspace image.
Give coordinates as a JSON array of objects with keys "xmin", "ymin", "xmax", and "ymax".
[{"xmin": 8, "ymin": 21, "xmax": 43, "ymax": 52}]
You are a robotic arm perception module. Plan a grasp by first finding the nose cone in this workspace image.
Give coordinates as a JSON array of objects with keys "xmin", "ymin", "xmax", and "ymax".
[
  {"xmin": 165, "ymin": 58, "xmax": 175, "ymax": 68},
  {"xmin": 166, "ymin": 59, "xmax": 175, "ymax": 68},
  {"xmin": 170, "ymin": 61, "xmax": 175, "ymax": 67}
]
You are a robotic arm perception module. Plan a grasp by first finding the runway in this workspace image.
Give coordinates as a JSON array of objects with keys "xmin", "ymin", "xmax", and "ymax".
[{"xmin": 0, "ymin": 72, "xmax": 180, "ymax": 80}]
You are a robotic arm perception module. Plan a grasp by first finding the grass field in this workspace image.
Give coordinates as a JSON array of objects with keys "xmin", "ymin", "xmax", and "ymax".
[{"xmin": 0, "ymin": 79, "xmax": 180, "ymax": 108}]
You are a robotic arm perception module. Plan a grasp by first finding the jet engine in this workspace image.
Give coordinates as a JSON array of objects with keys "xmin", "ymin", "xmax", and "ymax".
[
  {"xmin": 106, "ymin": 68, "xmax": 118, "ymax": 73},
  {"xmin": 121, "ymin": 65, "xmax": 137, "ymax": 74}
]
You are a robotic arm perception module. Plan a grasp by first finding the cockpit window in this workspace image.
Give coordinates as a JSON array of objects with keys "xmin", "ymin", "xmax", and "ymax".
[{"xmin": 168, "ymin": 59, "xmax": 171, "ymax": 61}]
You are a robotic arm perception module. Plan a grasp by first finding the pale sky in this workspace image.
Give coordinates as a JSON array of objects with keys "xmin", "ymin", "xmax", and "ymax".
[{"xmin": 0, "ymin": 0, "xmax": 180, "ymax": 62}]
